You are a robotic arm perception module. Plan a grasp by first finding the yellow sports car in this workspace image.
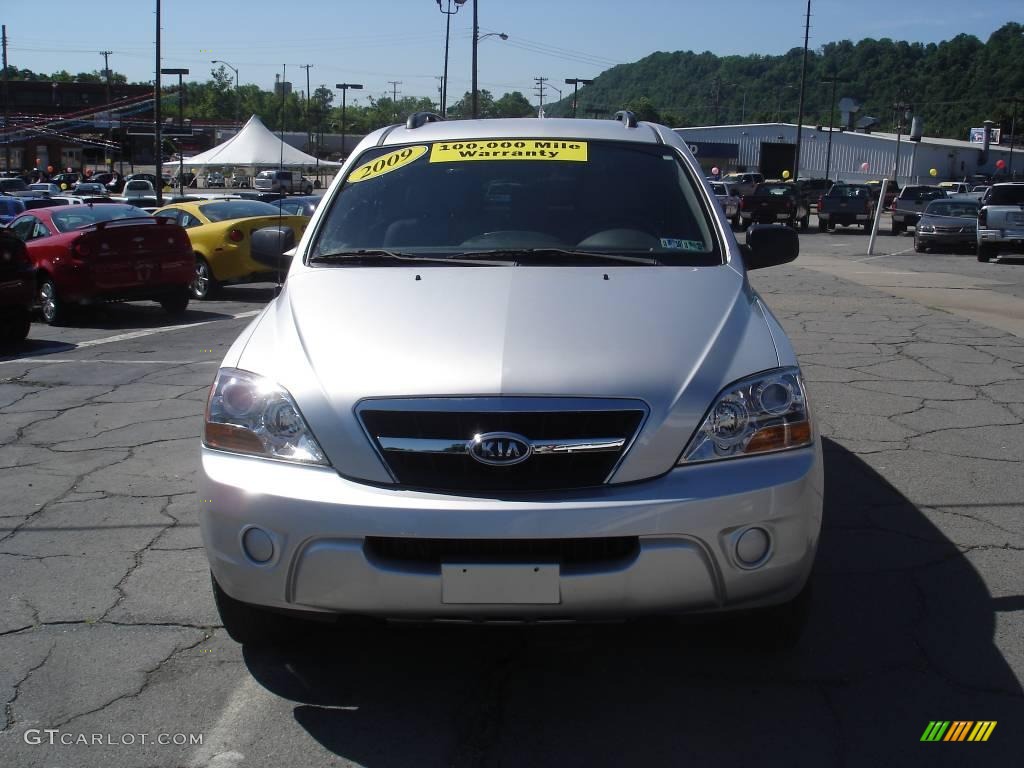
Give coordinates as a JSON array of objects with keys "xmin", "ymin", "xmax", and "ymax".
[{"xmin": 154, "ymin": 199, "xmax": 310, "ymax": 299}]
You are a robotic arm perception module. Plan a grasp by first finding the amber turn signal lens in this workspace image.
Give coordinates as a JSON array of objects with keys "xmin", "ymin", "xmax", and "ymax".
[
  {"xmin": 744, "ymin": 421, "xmax": 812, "ymax": 454},
  {"xmin": 204, "ymin": 422, "xmax": 265, "ymax": 455}
]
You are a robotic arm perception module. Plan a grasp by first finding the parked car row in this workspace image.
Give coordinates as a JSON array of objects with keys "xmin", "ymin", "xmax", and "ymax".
[{"xmin": 0, "ymin": 193, "xmax": 320, "ymax": 344}]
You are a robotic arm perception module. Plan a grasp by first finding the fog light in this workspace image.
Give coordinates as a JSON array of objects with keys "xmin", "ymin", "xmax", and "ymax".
[
  {"xmin": 242, "ymin": 527, "xmax": 275, "ymax": 563},
  {"xmin": 735, "ymin": 527, "xmax": 770, "ymax": 566}
]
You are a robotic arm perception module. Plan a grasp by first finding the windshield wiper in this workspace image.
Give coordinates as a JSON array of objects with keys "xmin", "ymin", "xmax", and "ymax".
[
  {"xmin": 455, "ymin": 248, "xmax": 662, "ymax": 266},
  {"xmin": 308, "ymin": 249, "xmax": 510, "ymax": 267}
]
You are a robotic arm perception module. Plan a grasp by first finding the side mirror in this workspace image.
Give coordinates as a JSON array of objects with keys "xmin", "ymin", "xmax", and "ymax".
[{"xmin": 740, "ymin": 224, "xmax": 799, "ymax": 271}]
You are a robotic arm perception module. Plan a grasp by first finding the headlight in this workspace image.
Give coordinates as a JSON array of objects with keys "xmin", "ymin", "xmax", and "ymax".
[
  {"xmin": 917, "ymin": 224, "xmax": 935, "ymax": 233},
  {"xmin": 204, "ymin": 368, "xmax": 327, "ymax": 465},
  {"xmin": 678, "ymin": 367, "xmax": 813, "ymax": 464}
]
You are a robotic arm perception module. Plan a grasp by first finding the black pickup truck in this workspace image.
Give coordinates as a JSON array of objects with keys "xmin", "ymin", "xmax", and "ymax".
[
  {"xmin": 817, "ymin": 184, "xmax": 875, "ymax": 232},
  {"xmin": 738, "ymin": 182, "xmax": 810, "ymax": 230},
  {"xmin": 891, "ymin": 185, "xmax": 947, "ymax": 234}
]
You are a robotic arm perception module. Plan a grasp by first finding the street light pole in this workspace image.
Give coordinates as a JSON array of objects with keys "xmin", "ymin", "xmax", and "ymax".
[
  {"xmin": 565, "ymin": 78, "xmax": 594, "ymax": 118},
  {"xmin": 100, "ymin": 50, "xmax": 113, "ymax": 170},
  {"xmin": 210, "ymin": 60, "xmax": 240, "ymax": 126},
  {"xmin": 793, "ymin": 0, "xmax": 811, "ymax": 181},
  {"xmin": 435, "ymin": 0, "xmax": 467, "ymax": 118},
  {"xmin": 154, "ymin": 0, "xmax": 162, "ymax": 206},
  {"xmin": 160, "ymin": 67, "xmax": 189, "ymax": 194},
  {"xmin": 335, "ymin": 83, "xmax": 363, "ymax": 161},
  {"xmin": 471, "ymin": 0, "xmax": 479, "ymax": 118}
]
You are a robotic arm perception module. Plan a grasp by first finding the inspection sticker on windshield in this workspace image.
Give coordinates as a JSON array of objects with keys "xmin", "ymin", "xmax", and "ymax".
[
  {"xmin": 348, "ymin": 145, "xmax": 428, "ymax": 183},
  {"xmin": 430, "ymin": 140, "xmax": 588, "ymax": 163},
  {"xmin": 660, "ymin": 238, "xmax": 705, "ymax": 251}
]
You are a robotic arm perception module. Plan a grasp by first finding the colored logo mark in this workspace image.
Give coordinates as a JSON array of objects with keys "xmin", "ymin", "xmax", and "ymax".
[{"xmin": 920, "ymin": 721, "xmax": 996, "ymax": 742}]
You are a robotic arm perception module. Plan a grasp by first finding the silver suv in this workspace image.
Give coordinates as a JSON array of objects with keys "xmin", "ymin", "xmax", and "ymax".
[
  {"xmin": 253, "ymin": 169, "xmax": 312, "ymax": 195},
  {"xmin": 200, "ymin": 113, "xmax": 823, "ymax": 646}
]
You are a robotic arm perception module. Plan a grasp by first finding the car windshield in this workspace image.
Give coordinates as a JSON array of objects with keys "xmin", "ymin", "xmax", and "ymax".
[
  {"xmin": 50, "ymin": 205, "xmax": 150, "ymax": 232},
  {"xmin": 924, "ymin": 200, "xmax": 978, "ymax": 217},
  {"xmin": 0, "ymin": 178, "xmax": 29, "ymax": 192},
  {"xmin": 198, "ymin": 200, "xmax": 281, "ymax": 221},
  {"xmin": 711, "ymin": 183, "xmax": 727, "ymax": 195},
  {"xmin": 986, "ymin": 185, "xmax": 1024, "ymax": 205},
  {"xmin": 310, "ymin": 139, "xmax": 720, "ymax": 266}
]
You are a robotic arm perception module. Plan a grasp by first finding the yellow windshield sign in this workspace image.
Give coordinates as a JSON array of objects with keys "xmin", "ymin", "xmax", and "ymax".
[
  {"xmin": 430, "ymin": 140, "xmax": 588, "ymax": 163},
  {"xmin": 348, "ymin": 145, "xmax": 428, "ymax": 183}
]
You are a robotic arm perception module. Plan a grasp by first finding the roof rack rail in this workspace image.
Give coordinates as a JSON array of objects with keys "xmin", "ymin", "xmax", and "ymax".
[
  {"xmin": 614, "ymin": 110, "xmax": 638, "ymax": 128},
  {"xmin": 406, "ymin": 112, "xmax": 444, "ymax": 130}
]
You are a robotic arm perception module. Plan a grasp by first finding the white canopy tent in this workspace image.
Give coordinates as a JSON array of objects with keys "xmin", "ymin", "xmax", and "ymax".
[{"xmin": 179, "ymin": 115, "xmax": 340, "ymax": 168}]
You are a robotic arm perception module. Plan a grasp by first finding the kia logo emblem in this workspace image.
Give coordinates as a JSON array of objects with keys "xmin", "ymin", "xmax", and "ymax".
[{"xmin": 467, "ymin": 432, "xmax": 532, "ymax": 466}]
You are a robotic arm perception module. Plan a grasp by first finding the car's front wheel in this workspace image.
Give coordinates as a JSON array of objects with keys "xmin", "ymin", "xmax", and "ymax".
[{"xmin": 212, "ymin": 573, "xmax": 293, "ymax": 646}]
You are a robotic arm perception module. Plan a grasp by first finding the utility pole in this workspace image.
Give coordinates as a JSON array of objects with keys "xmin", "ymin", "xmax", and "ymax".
[
  {"xmin": 793, "ymin": 0, "xmax": 812, "ymax": 181},
  {"xmin": 387, "ymin": 80, "xmax": 402, "ymax": 119},
  {"xmin": 100, "ymin": 50, "xmax": 113, "ymax": 170},
  {"xmin": 821, "ymin": 73, "xmax": 848, "ymax": 182},
  {"xmin": 155, "ymin": 0, "xmax": 162, "ymax": 206},
  {"xmin": 1008, "ymin": 96, "xmax": 1021, "ymax": 178},
  {"xmin": 335, "ymin": 83, "xmax": 363, "ymax": 160},
  {"xmin": 2, "ymin": 25, "xmax": 10, "ymax": 174},
  {"xmin": 534, "ymin": 77, "xmax": 549, "ymax": 112},
  {"xmin": 300, "ymin": 64, "xmax": 312, "ymax": 153},
  {"xmin": 712, "ymin": 77, "xmax": 722, "ymax": 125},
  {"xmin": 892, "ymin": 97, "xmax": 912, "ymax": 185}
]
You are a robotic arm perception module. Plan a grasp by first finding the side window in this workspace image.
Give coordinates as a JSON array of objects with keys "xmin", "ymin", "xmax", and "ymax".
[
  {"xmin": 155, "ymin": 210, "xmax": 181, "ymax": 225},
  {"xmin": 280, "ymin": 202, "xmax": 300, "ymax": 215},
  {"xmin": 180, "ymin": 213, "xmax": 201, "ymax": 229},
  {"xmin": 10, "ymin": 217, "xmax": 36, "ymax": 241},
  {"xmin": 33, "ymin": 221, "xmax": 52, "ymax": 238}
]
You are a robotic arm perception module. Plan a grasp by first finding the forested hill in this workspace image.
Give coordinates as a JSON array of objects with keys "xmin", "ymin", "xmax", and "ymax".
[{"xmin": 549, "ymin": 22, "xmax": 1023, "ymax": 141}]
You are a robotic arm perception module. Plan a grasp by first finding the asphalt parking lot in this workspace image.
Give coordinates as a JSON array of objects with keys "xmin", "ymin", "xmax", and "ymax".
[{"xmin": 1, "ymin": 218, "xmax": 1022, "ymax": 767}]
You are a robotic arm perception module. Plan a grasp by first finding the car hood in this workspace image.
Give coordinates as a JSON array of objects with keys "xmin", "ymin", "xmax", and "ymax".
[{"xmin": 235, "ymin": 265, "xmax": 782, "ymax": 484}]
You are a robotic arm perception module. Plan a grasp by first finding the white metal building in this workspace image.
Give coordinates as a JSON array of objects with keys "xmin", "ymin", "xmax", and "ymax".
[{"xmin": 674, "ymin": 123, "xmax": 1017, "ymax": 183}]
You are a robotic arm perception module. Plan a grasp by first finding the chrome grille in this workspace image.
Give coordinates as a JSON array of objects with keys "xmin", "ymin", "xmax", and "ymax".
[{"xmin": 359, "ymin": 398, "xmax": 646, "ymax": 493}]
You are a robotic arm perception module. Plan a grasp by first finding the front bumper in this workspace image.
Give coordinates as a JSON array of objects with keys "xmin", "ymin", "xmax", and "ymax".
[
  {"xmin": 916, "ymin": 230, "xmax": 976, "ymax": 248},
  {"xmin": 199, "ymin": 442, "xmax": 824, "ymax": 620}
]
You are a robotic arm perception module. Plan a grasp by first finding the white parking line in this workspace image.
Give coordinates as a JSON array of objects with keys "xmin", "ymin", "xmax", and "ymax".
[
  {"xmin": 75, "ymin": 310, "xmax": 261, "ymax": 348},
  {"xmin": 0, "ymin": 310, "xmax": 261, "ymax": 365},
  {"xmin": 854, "ymin": 248, "xmax": 914, "ymax": 261}
]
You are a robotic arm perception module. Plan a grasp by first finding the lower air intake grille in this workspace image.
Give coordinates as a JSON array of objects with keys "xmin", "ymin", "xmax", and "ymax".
[{"xmin": 366, "ymin": 536, "xmax": 640, "ymax": 565}]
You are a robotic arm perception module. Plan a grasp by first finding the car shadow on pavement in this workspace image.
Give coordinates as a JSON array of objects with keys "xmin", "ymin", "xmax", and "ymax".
[
  {"xmin": 242, "ymin": 438, "xmax": 1022, "ymax": 767},
  {"xmin": 33, "ymin": 304, "xmax": 247, "ymax": 331},
  {"xmin": 0, "ymin": 338, "xmax": 77, "ymax": 360}
]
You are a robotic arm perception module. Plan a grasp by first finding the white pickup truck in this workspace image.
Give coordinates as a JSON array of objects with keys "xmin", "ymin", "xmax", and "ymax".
[{"xmin": 977, "ymin": 183, "xmax": 1024, "ymax": 262}]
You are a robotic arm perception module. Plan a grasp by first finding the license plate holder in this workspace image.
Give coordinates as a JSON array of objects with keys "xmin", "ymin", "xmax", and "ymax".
[{"xmin": 441, "ymin": 563, "xmax": 560, "ymax": 604}]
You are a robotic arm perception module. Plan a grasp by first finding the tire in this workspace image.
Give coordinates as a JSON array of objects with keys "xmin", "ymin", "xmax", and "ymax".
[
  {"xmin": 38, "ymin": 278, "xmax": 68, "ymax": 326},
  {"xmin": 891, "ymin": 221, "xmax": 904, "ymax": 235},
  {"xmin": 799, "ymin": 214, "xmax": 810, "ymax": 231},
  {"xmin": 0, "ymin": 310, "xmax": 31, "ymax": 346},
  {"xmin": 212, "ymin": 572, "xmax": 293, "ymax": 646},
  {"xmin": 190, "ymin": 256, "xmax": 219, "ymax": 300},
  {"xmin": 730, "ymin": 214, "xmax": 740, "ymax": 229},
  {"xmin": 977, "ymin": 243, "xmax": 997, "ymax": 263},
  {"xmin": 159, "ymin": 288, "xmax": 190, "ymax": 316},
  {"xmin": 914, "ymin": 239, "xmax": 927, "ymax": 253}
]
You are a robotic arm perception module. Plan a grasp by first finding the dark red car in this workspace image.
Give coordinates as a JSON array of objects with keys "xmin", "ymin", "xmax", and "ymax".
[
  {"xmin": 7, "ymin": 204, "xmax": 194, "ymax": 325},
  {"xmin": 0, "ymin": 229, "xmax": 35, "ymax": 346}
]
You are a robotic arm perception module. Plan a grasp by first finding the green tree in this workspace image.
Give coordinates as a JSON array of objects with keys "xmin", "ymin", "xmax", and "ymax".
[{"xmin": 493, "ymin": 91, "xmax": 534, "ymax": 118}]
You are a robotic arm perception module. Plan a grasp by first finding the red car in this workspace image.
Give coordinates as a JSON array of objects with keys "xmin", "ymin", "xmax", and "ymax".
[
  {"xmin": 0, "ymin": 229, "xmax": 35, "ymax": 346},
  {"xmin": 7, "ymin": 204, "xmax": 194, "ymax": 325}
]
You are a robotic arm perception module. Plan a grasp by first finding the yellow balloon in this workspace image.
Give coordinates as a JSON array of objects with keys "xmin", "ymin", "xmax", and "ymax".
[
  {"xmin": 929, "ymin": 168, "xmax": 938, "ymax": 177},
  {"xmin": 782, "ymin": 170, "xmax": 791, "ymax": 179}
]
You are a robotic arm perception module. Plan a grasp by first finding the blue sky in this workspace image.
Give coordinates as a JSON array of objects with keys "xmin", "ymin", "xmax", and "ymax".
[{"xmin": 2, "ymin": 0, "xmax": 1019, "ymax": 107}]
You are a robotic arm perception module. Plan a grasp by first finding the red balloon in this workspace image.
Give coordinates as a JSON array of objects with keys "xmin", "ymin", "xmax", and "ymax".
[
  {"xmin": 84, "ymin": 168, "xmax": 94, "ymax": 177},
  {"xmin": 996, "ymin": 159, "xmax": 1006, "ymax": 170},
  {"xmin": 46, "ymin": 165, "xmax": 54, "ymax": 174}
]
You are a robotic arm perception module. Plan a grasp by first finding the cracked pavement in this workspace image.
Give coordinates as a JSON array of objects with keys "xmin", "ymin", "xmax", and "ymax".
[{"xmin": 0, "ymin": 232, "xmax": 1022, "ymax": 767}]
